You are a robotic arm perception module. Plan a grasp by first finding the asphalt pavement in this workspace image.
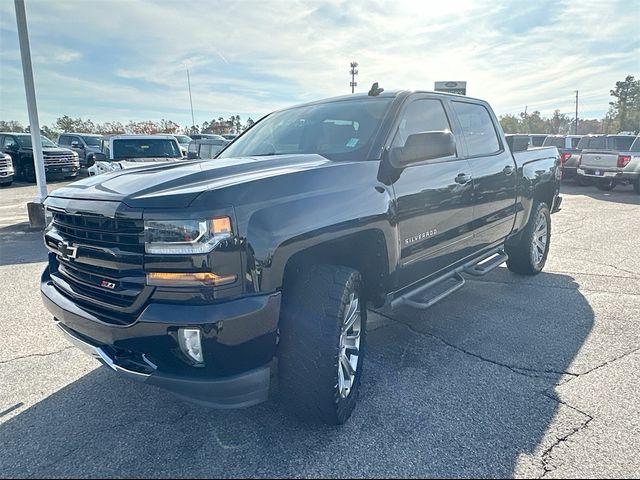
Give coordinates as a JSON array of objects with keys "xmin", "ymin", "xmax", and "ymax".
[{"xmin": 0, "ymin": 179, "xmax": 639, "ymax": 478}]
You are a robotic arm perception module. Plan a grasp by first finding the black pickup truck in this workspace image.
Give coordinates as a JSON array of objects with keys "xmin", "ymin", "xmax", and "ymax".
[{"xmin": 41, "ymin": 89, "xmax": 561, "ymax": 424}]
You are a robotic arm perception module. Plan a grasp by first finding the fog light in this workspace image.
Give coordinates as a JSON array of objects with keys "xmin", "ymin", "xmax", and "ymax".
[{"xmin": 178, "ymin": 328, "xmax": 204, "ymax": 364}]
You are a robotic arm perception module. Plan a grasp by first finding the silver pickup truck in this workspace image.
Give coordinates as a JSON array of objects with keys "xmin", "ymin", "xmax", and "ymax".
[
  {"xmin": 0, "ymin": 153, "xmax": 14, "ymax": 186},
  {"xmin": 578, "ymin": 135, "xmax": 639, "ymax": 192}
]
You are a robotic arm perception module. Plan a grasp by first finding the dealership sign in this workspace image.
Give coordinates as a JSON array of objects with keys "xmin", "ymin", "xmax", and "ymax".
[{"xmin": 434, "ymin": 81, "xmax": 467, "ymax": 95}]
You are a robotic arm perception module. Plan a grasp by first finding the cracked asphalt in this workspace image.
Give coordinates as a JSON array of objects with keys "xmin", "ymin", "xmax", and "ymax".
[{"xmin": 1, "ymin": 180, "xmax": 639, "ymax": 478}]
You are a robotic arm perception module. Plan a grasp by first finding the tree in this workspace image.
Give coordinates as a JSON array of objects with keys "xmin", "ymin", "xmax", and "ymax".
[
  {"xmin": 245, "ymin": 117, "xmax": 255, "ymax": 130},
  {"xmin": 0, "ymin": 120, "xmax": 25, "ymax": 132},
  {"xmin": 499, "ymin": 114, "xmax": 521, "ymax": 134},
  {"xmin": 608, "ymin": 75, "xmax": 640, "ymax": 133},
  {"xmin": 549, "ymin": 110, "xmax": 572, "ymax": 134}
]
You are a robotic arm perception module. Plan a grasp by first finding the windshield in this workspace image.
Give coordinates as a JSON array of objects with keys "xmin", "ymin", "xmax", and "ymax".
[
  {"xmin": 218, "ymin": 97, "xmax": 393, "ymax": 161},
  {"xmin": 542, "ymin": 136, "xmax": 565, "ymax": 148},
  {"xmin": 112, "ymin": 138, "xmax": 182, "ymax": 159},
  {"xmin": 577, "ymin": 136, "xmax": 606, "ymax": 150},
  {"xmin": 15, "ymin": 135, "xmax": 58, "ymax": 148},
  {"xmin": 81, "ymin": 135, "xmax": 101, "ymax": 146},
  {"xmin": 174, "ymin": 135, "xmax": 191, "ymax": 144}
]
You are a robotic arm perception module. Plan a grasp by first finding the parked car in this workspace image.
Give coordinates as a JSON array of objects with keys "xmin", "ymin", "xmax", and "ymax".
[
  {"xmin": 528, "ymin": 134, "xmax": 548, "ymax": 148},
  {"xmin": 56, "ymin": 133, "xmax": 103, "ymax": 168},
  {"xmin": 186, "ymin": 137, "xmax": 228, "ymax": 159},
  {"xmin": 577, "ymin": 134, "xmax": 639, "ymax": 192},
  {"xmin": 0, "ymin": 132, "xmax": 79, "ymax": 182},
  {"xmin": 41, "ymin": 89, "xmax": 561, "ymax": 425},
  {"xmin": 88, "ymin": 135, "xmax": 184, "ymax": 176},
  {"xmin": 172, "ymin": 134, "xmax": 192, "ymax": 157},
  {"xmin": 0, "ymin": 153, "xmax": 14, "ymax": 186},
  {"xmin": 189, "ymin": 134, "xmax": 225, "ymax": 140},
  {"xmin": 542, "ymin": 135, "xmax": 583, "ymax": 180}
]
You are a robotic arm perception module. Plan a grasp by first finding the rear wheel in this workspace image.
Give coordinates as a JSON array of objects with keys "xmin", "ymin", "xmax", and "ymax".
[
  {"xmin": 23, "ymin": 163, "xmax": 36, "ymax": 183},
  {"xmin": 278, "ymin": 265, "xmax": 366, "ymax": 425},
  {"xmin": 633, "ymin": 177, "xmax": 640, "ymax": 195},
  {"xmin": 506, "ymin": 202, "xmax": 551, "ymax": 275},
  {"xmin": 596, "ymin": 178, "xmax": 615, "ymax": 191}
]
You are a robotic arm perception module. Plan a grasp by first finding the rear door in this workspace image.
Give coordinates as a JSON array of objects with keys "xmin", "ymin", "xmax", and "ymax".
[
  {"xmin": 450, "ymin": 100, "xmax": 517, "ymax": 250},
  {"xmin": 391, "ymin": 96, "xmax": 474, "ymax": 289}
]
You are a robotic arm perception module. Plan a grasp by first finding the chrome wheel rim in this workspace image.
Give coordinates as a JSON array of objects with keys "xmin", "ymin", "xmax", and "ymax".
[
  {"xmin": 338, "ymin": 291, "xmax": 361, "ymax": 399},
  {"xmin": 531, "ymin": 211, "xmax": 548, "ymax": 267}
]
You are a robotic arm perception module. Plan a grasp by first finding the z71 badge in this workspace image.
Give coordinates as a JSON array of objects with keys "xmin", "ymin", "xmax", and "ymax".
[{"xmin": 405, "ymin": 229, "xmax": 438, "ymax": 245}]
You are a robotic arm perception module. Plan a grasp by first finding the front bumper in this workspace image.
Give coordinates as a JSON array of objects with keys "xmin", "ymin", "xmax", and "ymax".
[
  {"xmin": 45, "ymin": 165, "xmax": 79, "ymax": 178},
  {"xmin": 41, "ymin": 270, "xmax": 280, "ymax": 408},
  {"xmin": 0, "ymin": 171, "xmax": 13, "ymax": 183}
]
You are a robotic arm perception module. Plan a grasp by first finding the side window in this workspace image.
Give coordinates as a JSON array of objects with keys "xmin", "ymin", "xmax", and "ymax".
[
  {"xmin": 392, "ymin": 99, "xmax": 451, "ymax": 148},
  {"xmin": 452, "ymin": 102, "xmax": 501, "ymax": 156},
  {"xmin": 571, "ymin": 137, "xmax": 581, "ymax": 148},
  {"xmin": 58, "ymin": 135, "xmax": 69, "ymax": 145},
  {"xmin": 2, "ymin": 136, "xmax": 18, "ymax": 149}
]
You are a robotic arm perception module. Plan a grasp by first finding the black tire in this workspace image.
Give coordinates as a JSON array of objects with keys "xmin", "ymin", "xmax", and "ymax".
[
  {"xmin": 633, "ymin": 177, "xmax": 640, "ymax": 195},
  {"xmin": 596, "ymin": 178, "xmax": 615, "ymax": 191},
  {"xmin": 506, "ymin": 202, "xmax": 551, "ymax": 275},
  {"xmin": 278, "ymin": 264, "xmax": 366, "ymax": 425}
]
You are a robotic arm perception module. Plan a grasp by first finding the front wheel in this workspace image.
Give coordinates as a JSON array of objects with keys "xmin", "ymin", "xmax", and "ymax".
[
  {"xmin": 278, "ymin": 265, "xmax": 366, "ymax": 425},
  {"xmin": 506, "ymin": 202, "xmax": 551, "ymax": 275}
]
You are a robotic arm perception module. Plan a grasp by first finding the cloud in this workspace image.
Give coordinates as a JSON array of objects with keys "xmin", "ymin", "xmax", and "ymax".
[{"xmin": 0, "ymin": 0, "xmax": 637, "ymax": 127}]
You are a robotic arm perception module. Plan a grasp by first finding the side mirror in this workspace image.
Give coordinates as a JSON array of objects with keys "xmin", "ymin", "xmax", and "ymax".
[
  {"xmin": 71, "ymin": 141, "xmax": 83, "ymax": 149},
  {"xmin": 187, "ymin": 151, "xmax": 198, "ymax": 160},
  {"xmin": 389, "ymin": 131, "xmax": 456, "ymax": 168},
  {"xmin": 92, "ymin": 152, "xmax": 107, "ymax": 164}
]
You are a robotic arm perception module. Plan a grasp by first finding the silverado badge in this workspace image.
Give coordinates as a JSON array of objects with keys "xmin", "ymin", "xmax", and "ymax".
[{"xmin": 100, "ymin": 280, "xmax": 116, "ymax": 290}]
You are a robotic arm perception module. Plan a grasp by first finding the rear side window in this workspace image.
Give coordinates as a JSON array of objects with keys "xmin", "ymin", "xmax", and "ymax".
[
  {"xmin": 392, "ymin": 99, "xmax": 451, "ymax": 148},
  {"xmin": 610, "ymin": 136, "xmax": 635, "ymax": 151},
  {"xmin": 543, "ymin": 136, "xmax": 566, "ymax": 148},
  {"xmin": 452, "ymin": 101, "xmax": 500, "ymax": 156}
]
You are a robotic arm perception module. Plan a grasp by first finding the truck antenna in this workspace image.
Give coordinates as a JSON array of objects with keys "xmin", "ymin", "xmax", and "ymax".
[{"xmin": 368, "ymin": 82, "xmax": 384, "ymax": 96}]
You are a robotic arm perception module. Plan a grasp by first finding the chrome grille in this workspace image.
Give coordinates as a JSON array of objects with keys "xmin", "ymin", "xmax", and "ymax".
[{"xmin": 44, "ymin": 153, "xmax": 78, "ymax": 166}]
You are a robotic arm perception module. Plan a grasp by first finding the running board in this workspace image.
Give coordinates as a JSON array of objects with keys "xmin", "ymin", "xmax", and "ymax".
[
  {"xmin": 463, "ymin": 248, "xmax": 509, "ymax": 276},
  {"xmin": 391, "ymin": 247, "xmax": 508, "ymax": 310}
]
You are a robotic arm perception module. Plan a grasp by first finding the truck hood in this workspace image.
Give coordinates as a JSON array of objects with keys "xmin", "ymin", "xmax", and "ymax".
[
  {"xmin": 48, "ymin": 154, "xmax": 332, "ymax": 208},
  {"xmin": 23, "ymin": 147, "xmax": 74, "ymax": 155}
]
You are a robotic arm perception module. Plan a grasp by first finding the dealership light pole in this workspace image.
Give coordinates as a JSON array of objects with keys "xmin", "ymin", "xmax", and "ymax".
[
  {"xmin": 350, "ymin": 61, "xmax": 358, "ymax": 94},
  {"xmin": 187, "ymin": 68, "xmax": 195, "ymax": 133},
  {"xmin": 15, "ymin": 0, "xmax": 47, "ymax": 227},
  {"xmin": 575, "ymin": 90, "xmax": 579, "ymax": 135}
]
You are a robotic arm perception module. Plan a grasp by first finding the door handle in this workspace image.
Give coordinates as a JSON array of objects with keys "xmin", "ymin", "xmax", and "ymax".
[
  {"xmin": 503, "ymin": 165, "xmax": 514, "ymax": 175},
  {"xmin": 455, "ymin": 173, "xmax": 472, "ymax": 184}
]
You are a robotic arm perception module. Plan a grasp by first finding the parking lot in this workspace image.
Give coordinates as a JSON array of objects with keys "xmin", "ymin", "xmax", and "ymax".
[{"xmin": 0, "ymin": 180, "xmax": 638, "ymax": 478}]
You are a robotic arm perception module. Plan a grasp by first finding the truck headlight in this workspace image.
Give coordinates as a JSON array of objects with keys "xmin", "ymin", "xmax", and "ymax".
[{"xmin": 144, "ymin": 217, "xmax": 232, "ymax": 254}]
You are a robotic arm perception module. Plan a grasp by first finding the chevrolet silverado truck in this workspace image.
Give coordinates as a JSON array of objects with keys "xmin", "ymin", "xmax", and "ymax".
[
  {"xmin": 0, "ymin": 132, "xmax": 79, "ymax": 182},
  {"xmin": 87, "ymin": 135, "xmax": 184, "ymax": 176},
  {"xmin": 41, "ymin": 89, "xmax": 561, "ymax": 425},
  {"xmin": 577, "ymin": 135, "xmax": 639, "ymax": 192}
]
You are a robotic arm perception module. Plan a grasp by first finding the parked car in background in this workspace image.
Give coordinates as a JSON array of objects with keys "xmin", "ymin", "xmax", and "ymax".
[
  {"xmin": 57, "ymin": 133, "xmax": 103, "ymax": 168},
  {"xmin": 0, "ymin": 153, "xmax": 14, "ymax": 186},
  {"xmin": 42, "ymin": 89, "xmax": 561, "ymax": 425},
  {"xmin": 0, "ymin": 132, "xmax": 79, "ymax": 182},
  {"xmin": 577, "ymin": 135, "xmax": 639, "ymax": 192},
  {"xmin": 528, "ymin": 134, "xmax": 548, "ymax": 148},
  {"xmin": 172, "ymin": 134, "xmax": 192, "ymax": 157},
  {"xmin": 222, "ymin": 133, "xmax": 238, "ymax": 141},
  {"xmin": 187, "ymin": 137, "xmax": 228, "ymax": 159},
  {"xmin": 189, "ymin": 134, "xmax": 225, "ymax": 140},
  {"xmin": 88, "ymin": 135, "xmax": 184, "ymax": 176},
  {"xmin": 542, "ymin": 135, "xmax": 583, "ymax": 180}
]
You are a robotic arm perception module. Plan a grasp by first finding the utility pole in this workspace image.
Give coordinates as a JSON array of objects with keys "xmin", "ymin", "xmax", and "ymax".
[
  {"xmin": 523, "ymin": 106, "xmax": 528, "ymax": 133},
  {"xmin": 187, "ymin": 68, "xmax": 195, "ymax": 133},
  {"xmin": 574, "ymin": 90, "xmax": 579, "ymax": 135},
  {"xmin": 349, "ymin": 61, "xmax": 358, "ymax": 94},
  {"xmin": 15, "ymin": 0, "xmax": 47, "ymax": 227}
]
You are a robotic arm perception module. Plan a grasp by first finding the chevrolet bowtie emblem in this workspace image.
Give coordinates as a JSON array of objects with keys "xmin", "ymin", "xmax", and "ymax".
[{"xmin": 58, "ymin": 241, "xmax": 78, "ymax": 261}]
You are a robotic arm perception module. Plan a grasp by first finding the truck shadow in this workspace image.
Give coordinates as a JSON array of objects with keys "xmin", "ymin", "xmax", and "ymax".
[
  {"xmin": 0, "ymin": 270, "xmax": 593, "ymax": 477},
  {"xmin": 0, "ymin": 226, "xmax": 48, "ymax": 266}
]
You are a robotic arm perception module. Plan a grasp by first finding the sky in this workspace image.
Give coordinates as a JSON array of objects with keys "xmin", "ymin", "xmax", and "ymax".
[{"xmin": 0, "ymin": 0, "xmax": 638, "ymax": 128}]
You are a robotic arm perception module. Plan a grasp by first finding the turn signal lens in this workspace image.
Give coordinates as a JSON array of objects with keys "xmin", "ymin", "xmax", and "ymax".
[
  {"xmin": 212, "ymin": 216, "xmax": 232, "ymax": 235},
  {"xmin": 147, "ymin": 271, "xmax": 237, "ymax": 287}
]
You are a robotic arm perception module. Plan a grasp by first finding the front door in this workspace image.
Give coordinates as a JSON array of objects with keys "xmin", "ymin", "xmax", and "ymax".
[
  {"xmin": 450, "ymin": 100, "xmax": 517, "ymax": 250},
  {"xmin": 391, "ymin": 97, "xmax": 474, "ymax": 290}
]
